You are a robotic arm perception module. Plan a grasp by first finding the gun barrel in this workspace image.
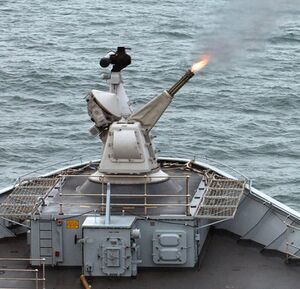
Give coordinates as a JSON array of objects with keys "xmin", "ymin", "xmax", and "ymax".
[
  {"xmin": 167, "ymin": 69, "xmax": 194, "ymax": 97},
  {"xmin": 129, "ymin": 68, "xmax": 195, "ymax": 131}
]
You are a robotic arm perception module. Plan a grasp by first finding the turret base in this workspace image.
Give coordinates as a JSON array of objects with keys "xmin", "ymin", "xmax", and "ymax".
[{"xmin": 88, "ymin": 169, "xmax": 169, "ymax": 185}]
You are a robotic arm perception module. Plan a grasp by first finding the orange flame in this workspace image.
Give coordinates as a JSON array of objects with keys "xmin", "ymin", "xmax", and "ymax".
[{"xmin": 191, "ymin": 55, "xmax": 210, "ymax": 73}]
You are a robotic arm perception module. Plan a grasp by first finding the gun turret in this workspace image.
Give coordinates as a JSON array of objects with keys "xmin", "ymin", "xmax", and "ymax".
[{"xmin": 89, "ymin": 52, "xmax": 209, "ymax": 178}]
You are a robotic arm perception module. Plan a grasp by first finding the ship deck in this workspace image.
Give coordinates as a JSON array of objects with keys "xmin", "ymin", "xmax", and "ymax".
[
  {"xmin": 44, "ymin": 164, "xmax": 202, "ymax": 217},
  {"xmin": 0, "ymin": 159, "xmax": 245, "ymax": 219},
  {"xmin": 0, "ymin": 229, "xmax": 299, "ymax": 289},
  {"xmin": 1, "ymin": 159, "xmax": 300, "ymax": 288}
]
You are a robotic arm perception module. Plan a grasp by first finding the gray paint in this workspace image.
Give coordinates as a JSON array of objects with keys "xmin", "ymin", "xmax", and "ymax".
[
  {"xmin": 3, "ymin": 157, "xmax": 300, "ymax": 279},
  {"xmin": 82, "ymin": 216, "xmax": 137, "ymax": 276}
]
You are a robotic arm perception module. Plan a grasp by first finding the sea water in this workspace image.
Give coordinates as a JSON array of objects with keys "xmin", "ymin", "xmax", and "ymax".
[{"xmin": 0, "ymin": 0, "xmax": 299, "ymax": 209}]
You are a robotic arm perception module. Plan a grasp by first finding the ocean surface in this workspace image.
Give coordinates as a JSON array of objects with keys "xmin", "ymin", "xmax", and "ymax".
[{"xmin": 1, "ymin": 1, "xmax": 299, "ymax": 209}]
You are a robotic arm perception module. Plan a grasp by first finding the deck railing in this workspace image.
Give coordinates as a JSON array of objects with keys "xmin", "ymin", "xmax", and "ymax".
[
  {"xmin": 0, "ymin": 173, "xmax": 192, "ymax": 220},
  {"xmin": 58, "ymin": 174, "xmax": 191, "ymax": 216},
  {"xmin": 0, "ymin": 257, "xmax": 46, "ymax": 289}
]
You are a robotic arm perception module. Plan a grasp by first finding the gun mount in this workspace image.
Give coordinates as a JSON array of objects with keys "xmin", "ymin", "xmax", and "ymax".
[{"xmin": 87, "ymin": 49, "xmax": 202, "ymax": 182}]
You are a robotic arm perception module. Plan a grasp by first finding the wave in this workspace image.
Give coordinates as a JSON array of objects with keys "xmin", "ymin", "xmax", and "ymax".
[{"xmin": 269, "ymin": 33, "xmax": 300, "ymax": 44}]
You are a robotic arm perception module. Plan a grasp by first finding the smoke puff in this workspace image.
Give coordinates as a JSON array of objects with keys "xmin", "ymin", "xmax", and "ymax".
[{"xmin": 196, "ymin": 0, "xmax": 293, "ymax": 66}]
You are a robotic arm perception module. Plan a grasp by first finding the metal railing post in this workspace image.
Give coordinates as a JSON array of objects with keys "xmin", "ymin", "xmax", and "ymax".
[
  {"xmin": 59, "ymin": 189, "xmax": 64, "ymax": 215},
  {"xmin": 59, "ymin": 178, "xmax": 64, "ymax": 215},
  {"xmin": 144, "ymin": 175, "xmax": 148, "ymax": 215},
  {"xmin": 185, "ymin": 176, "xmax": 190, "ymax": 216},
  {"xmin": 0, "ymin": 257, "xmax": 47, "ymax": 289},
  {"xmin": 101, "ymin": 177, "xmax": 105, "ymax": 214},
  {"xmin": 42, "ymin": 258, "xmax": 46, "ymax": 289},
  {"xmin": 35, "ymin": 269, "xmax": 39, "ymax": 289},
  {"xmin": 105, "ymin": 183, "xmax": 111, "ymax": 225}
]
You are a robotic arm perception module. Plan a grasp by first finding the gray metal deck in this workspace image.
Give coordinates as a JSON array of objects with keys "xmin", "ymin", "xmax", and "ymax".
[
  {"xmin": 37, "ymin": 166, "xmax": 203, "ymax": 217},
  {"xmin": 1, "ymin": 159, "xmax": 300, "ymax": 288},
  {"xmin": 0, "ymin": 230, "xmax": 299, "ymax": 289}
]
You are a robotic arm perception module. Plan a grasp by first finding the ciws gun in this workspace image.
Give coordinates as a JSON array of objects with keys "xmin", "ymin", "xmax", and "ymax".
[{"xmin": 86, "ymin": 48, "xmax": 205, "ymax": 175}]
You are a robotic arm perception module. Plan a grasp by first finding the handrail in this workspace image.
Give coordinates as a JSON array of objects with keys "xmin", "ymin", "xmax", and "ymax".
[
  {"xmin": 59, "ymin": 202, "xmax": 190, "ymax": 207},
  {"xmin": 0, "ymin": 257, "xmax": 46, "ymax": 289},
  {"xmin": 285, "ymin": 222, "xmax": 300, "ymax": 231},
  {"xmin": 2, "ymin": 172, "xmax": 192, "ymax": 218},
  {"xmin": 61, "ymin": 193, "xmax": 190, "ymax": 198},
  {"xmin": 192, "ymin": 155, "xmax": 250, "ymax": 181},
  {"xmin": 14, "ymin": 156, "xmax": 87, "ymax": 185},
  {"xmin": 58, "ymin": 174, "xmax": 191, "ymax": 216},
  {"xmin": 59, "ymin": 174, "xmax": 190, "ymax": 178}
]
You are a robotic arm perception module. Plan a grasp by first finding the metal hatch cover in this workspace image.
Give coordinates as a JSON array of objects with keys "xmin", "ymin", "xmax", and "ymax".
[{"xmin": 195, "ymin": 177, "xmax": 246, "ymax": 220}]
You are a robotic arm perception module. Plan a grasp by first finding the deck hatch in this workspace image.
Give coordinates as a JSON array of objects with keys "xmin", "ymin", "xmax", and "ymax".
[{"xmin": 195, "ymin": 177, "xmax": 246, "ymax": 219}]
